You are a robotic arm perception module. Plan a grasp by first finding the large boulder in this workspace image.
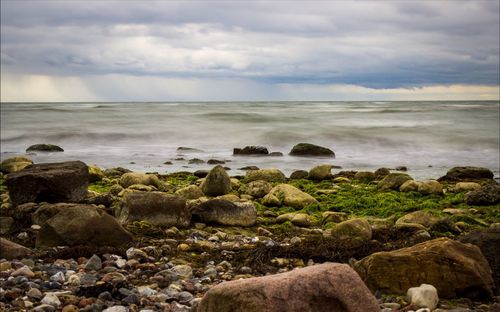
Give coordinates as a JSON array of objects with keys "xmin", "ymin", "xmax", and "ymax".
[
  {"xmin": 353, "ymin": 238, "xmax": 494, "ymax": 299},
  {"xmin": 233, "ymin": 146, "xmax": 269, "ymax": 156},
  {"xmin": 324, "ymin": 218, "xmax": 372, "ymax": 247},
  {"xmin": 119, "ymin": 172, "xmax": 161, "ymax": 188},
  {"xmin": 240, "ymin": 180, "xmax": 272, "ymax": 198},
  {"xmin": 0, "ymin": 156, "xmax": 33, "ymax": 174},
  {"xmin": 396, "ymin": 211, "xmax": 440, "ymax": 229},
  {"xmin": 0, "ymin": 237, "xmax": 32, "ymax": 260},
  {"xmin": 201, "ymin": 165, "xmax": 231, "ymax": 196},
  {"xmin": 438, "ymin": 166, "xmax": 494, "ymax": 182},
  {"xmin": 191, "ymin": 199, "xmax": 257, "ymax": 227},
  {"xmin": 417, "ymin": 180, "xmax": 443, "ymax": 195},
  {"xmin": 7, "ymin": 161, "xmax": 89, "ymax": 206},
  {"xmin": 464, "ymin": 184, "xmax": 500, "ymax": 205},
  {"xmin": 26, "ymin": 144, "xmax": 64, "ymax": 152},
  {"xmin": 36, "ymin": 204, "xmax": 133, "ymax": 248},
  {"xmin": 308, "ymin": 164, "xmax": 332, "ymax": 181},
  {"xmin": 196, "ymin": 263, "xmax": 379, "ymax": 312},
  {"xmin": 175, "ymin": 185, "xmax": 204, "ymax": 200},
  {"xmin": 116, "ymin": 192, "xmax": 189, "ymax": 227},
  {"xmin": 399, "ymin": 180, "xmax": 420, "ymax": 192},
  {"xmin": 262, "ymin": 184, "xmax": 317, "ymax": 209},
  {"xmin": 289, "ymin": 143, "xmax": 335, "ymax": 157},
  {"xmin": 245, "ymin": 169, "xmax": 285, "ymax": 183},
  {"xmin": 378, "ymin": 173, "xmax": 413, "ymax": 191}
]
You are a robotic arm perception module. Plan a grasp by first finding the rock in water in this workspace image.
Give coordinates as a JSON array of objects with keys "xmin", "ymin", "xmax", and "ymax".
[
  {"xmin": 26, "ymin": 144, "xmax": 64, "ymax": 152},
  {"xmin": 7, "ymin": 161, "xmax": 89, "ymax": 206},
  {"xmin": 0, "ymin": 238, "xmax": 32, "ymax": 260},
  {"xmin": 233, "ymin": 146, "xmax": 269, "ymax": 155},
  {"xmin": 117, "ymin": 192, "xmax": 190, "ymax": 227},
  {"xmin": 201, "ymin": 165, "xmax": 231, "ymax": 196},
  {"xmin": 438, "ymin": 166, "xmax": 494, "ymax": 182},
  {"xmin": 196, "ymin": 263, "xmax": 379, "ymax": 312},
  {"xmin": 289, "ymin": 143, "xmax": 335, "ymax": 157},
  {"xmin": 353, "ymin": 237, "xmax": 494, "ymax": 299},
  {"xmin": 191, "ymin": 199, "xmax": 257, "ymax": 227},
  {"xmin": 407, "ymin": 284, "xmax": 439, "ymax": 310},
  {"xmin": 36, "ymin": 204, "xmax": 133, "ymax": 248}
]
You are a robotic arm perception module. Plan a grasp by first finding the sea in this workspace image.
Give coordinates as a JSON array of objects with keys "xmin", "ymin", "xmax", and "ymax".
[{"xmin": 1, "ymin": 101, "xmax": 499, "ymax": 180}]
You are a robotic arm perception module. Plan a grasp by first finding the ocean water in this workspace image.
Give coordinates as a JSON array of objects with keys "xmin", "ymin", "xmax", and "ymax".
[{"xmin": 1, "ymin": 101, "xmax": 499, "ymax": 180}]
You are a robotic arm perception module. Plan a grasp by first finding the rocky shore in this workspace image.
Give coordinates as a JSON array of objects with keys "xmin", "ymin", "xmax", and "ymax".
[{"xmin": 0, "ymin": 152, "xmax": 499, "ymax": 311}]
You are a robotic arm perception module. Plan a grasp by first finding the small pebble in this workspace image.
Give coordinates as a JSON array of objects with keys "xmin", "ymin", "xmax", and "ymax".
[
  {"xmin": 84, "ymin": 255, "xmax": 102, "ymax": 271},
  {"xmin": 41, "ymin": 293, "xmax": 61, "ymax": 307}
]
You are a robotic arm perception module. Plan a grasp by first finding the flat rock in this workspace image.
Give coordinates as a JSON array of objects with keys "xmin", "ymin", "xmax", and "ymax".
[
  {"xmin": 0, "ymin": 238, "xmax": 32, "ymax": 260},
  {"xmin": 438, "ymin": 166, "xmax": 494, "ymax": 182},
  {"xmin": 196, "ymin": 263, "xmax": 379, "ymax": 312},
  {"xmin": 7, "ymin": 161, "xmax": 89, "ymax": 206},
  {"xmin": 233, "ymin": 146, "xmax": 269, "ymax": 156},
  {"xmin": 245, "ymin": 169, "xmax": 285, "ymax": 183},
  {"xmin": 353, "ymin": 237, "xmax": 494, "ymax": 299},
  {"xmin": 191, "ymin": 199, "xmax": 257, "ymax": 227}
]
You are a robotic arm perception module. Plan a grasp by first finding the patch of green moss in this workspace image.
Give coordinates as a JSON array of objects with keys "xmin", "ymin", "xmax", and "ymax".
[
  {"xmin": 88, "ymin": 181, "xmax": 114, "ymax": 194},
  {"xmin": 164, "ymin": 174, "xmax": 198, "ymax": 188},
  {"xmin": 0, "ymin": 173, "xmax": 7, "ymax": 194}
]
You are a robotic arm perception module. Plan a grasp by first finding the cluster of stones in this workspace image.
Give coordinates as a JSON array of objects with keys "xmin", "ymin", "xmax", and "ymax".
[{"xmin": 1, "ymin": 155, "xmax": 499, "ymax": 311}]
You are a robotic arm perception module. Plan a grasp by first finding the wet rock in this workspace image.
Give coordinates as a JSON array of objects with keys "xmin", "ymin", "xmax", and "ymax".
[
  {"xmin": 36, "ymin": 204, "xmax": 133, "ymax": 248},
  {"xmin": 175, "ymin": 185, "xmax": 204, "ymax": 200},
  {"xmin": 233, "ymin": 146, "xmax": 269, "ymax": 156},
  {"xmin": 119, "ymin": 172, "xmax": 161, "ymax": 188},
  {"xmin": 240, "ymin": 180, "xmax": 272, "ymax": 198},
  {"xmin": 354, "ymin": 171, "xmax": 375, "ymax": 183},
  {"xmin": 418, "ymin": 180, "xmax": 443, "ymax": 195},
  {"xmin": 407, "ymin": 284, "xmax": 439, "ymax": 310},
  {"xmin": 238, "ymin": 166, "xmax": 259, "ymax": 171},
  {"xmin": 26, "ymin": 144, "xmax": 64, "ymax": 152},
  {"xmin": 400, "ymin": 180, "xmax": 420, "ymax": 192},
  {"xmin": 0, "ymin": 156, "xmax": 33, "ymax": 174},
  {"xmin": 0, "ymin": 238, "xmax": 32, "ymax": 260},
  {"xmin": 117, "ymin": 192, "xmax": 189, "ymax": 227},
  {"xmin": 191, "ymin": 199, "xmax": 257, "ymax": 227},
  {"xmin": 353, "ymin": 237, "xmax": 494, "ymax": 299},
  {"xmin": 464, "ymin": 184, "xmax": 500, "ymax": 205},
  {"xmin": 439, "ymin": 166, "xmax": 494, "ymax": 182},
  {"xmin": 324, "ymin": 218, "xmax": 372, "ymax": 247},
  {"xmin": 453, "ymin": 182, "xmax": 482, "ymax": 192},
  {"xmin": 88, "ymin": 165, "xmax": 104, "ymax": 183},
  {"xmin": 197, "ymin": 263, "xmax": 378, "ymax": 312},
  {"xmin": 378, "ymin": 173, "xmax": 413, "ymax": 191},
  {"xmin": 189, "ymin": 158, "xmax": 205, "ymax": 164},
  {"xmin": 7, "ymin": 161, "xmax": 89, "ymax": 206},
  {"xmin": 289, "ymin": 143, "xmax": 335, "ymax": 157},
  {"xmin": 289, "ymin": 170, "xmax": 308, "ymax": 179},
  {"xmin": 207, "ymin": 159, "xmax": 225, "ymax": 165},
  {"xmin": 193, "ymin": 170, "xmax": 209, "ymax": 178},
  {"xmin": 374, "ymin": 168, "xmax": 390, "ymax": 180},
  {"xmin": 268, "ymin": 152, "xmax": 283, "ymax": 157},
  {"xmin": 308, "ymin": 164, "xmax": 332, "ymax": 181},
  {"xmin": 396, "ymin": 211, "xmax": 440, "ymax": 229},
  {"xmin": 103, "ymin": 167, "xmax": 131, "ymax": 178},
  {"xmin": 200, "ymin": 165, "xmax": 231, "ymax": 196},
  {"xmin": 262, "ymin": 184, "xmax": 317, "ymax": 209},
  {"xmin": 245, "ymin": 169, "xmax": 285, "ymax": 183}
]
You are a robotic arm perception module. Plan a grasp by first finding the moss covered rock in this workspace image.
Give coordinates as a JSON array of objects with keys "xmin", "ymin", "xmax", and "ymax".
[
  {"xmin": 246, "ymin": 169, "xmax": 285, "ymax": 183},
  {"xmin": 324, "ymin": 218, "xmax": 372, "ymax": 247},
  {"xmin": 308, "ymin": 164, "xmax": 332, "ymax": 181},
  {"xmin": 0, "ymin": 156, "xmax": 33, "ymax": 174},
  {"xmin": 175, "ymin": 185, "xmax": 204, "ymax": 200},
  {"xmin": 240, "ymin": 180, "xmax": 272, "ymax": 198},
  {"xmin": 289, "ymin": 143, "xmax": 335, "ymax": 157},
  {"xmin": 418, "ymin": 180, "xmax": 443, "ymax": 195},
  {"xmin": 378, "ymin": 173, "xmax": 413, "ymax": 191},
  {"xmin": 399, "ymin": 180, "xmax": 420, "ymax": 192},
  {"xmin": 438, "ymin": 166, "xmax": 494, "ymax": 182},
  {"xmin": 354, "ymin": 171, "xmax": 375, "ymax": 183},
  {"xmin": 262, "ymin": 184, "xmax": 317, "ymax": 209},
  {"xmin": 26, "ymin": 144, "xmax": 64, "ymax": 152},
  {"xmin": 201, "ymin": 165, "xmax": 232, "ymax": 196},
  {"xmin": 119, "ymin": 172, "xmax": 161, "ymax": 188},
  {"xmin": 88, "ymin": 165, "xmax": 105, "ymax": 183}
]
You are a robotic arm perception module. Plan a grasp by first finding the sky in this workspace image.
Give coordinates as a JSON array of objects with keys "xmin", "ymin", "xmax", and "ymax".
[{"xmin": 1, "ymin": 0, "xmax": 499, "ymax": 102}]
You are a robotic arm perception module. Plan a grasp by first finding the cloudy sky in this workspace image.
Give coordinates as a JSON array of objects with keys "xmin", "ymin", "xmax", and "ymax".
[{"xmin": 1, "ymin": 0, "xmax": 499, "ymax": 101}]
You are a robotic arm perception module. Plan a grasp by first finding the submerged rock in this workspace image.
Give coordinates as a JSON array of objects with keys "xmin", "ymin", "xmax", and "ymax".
[
  {"xmin": 119, "ymin": 172, "xmax": 161, "ymax": 188},
  {"xmin": 201, "ymin": 165, "xmax": 232, "ymax": 196},
  {"xmin": 263, "ymin": 184, "xmax": 317, "ymax": 209},
  {"xmin": 196, "ymin": 263, "xmax": 379, "ymax": 312},
  {"xmin": 26, "ymin": 144, "xmax": 64, "ymax": 152},
  {"xmin": 7, "ymin": 161, "xmax": 89, "ymax": 206},
  {"xmin": 353, "ymin": 237, "xmax": 494, "ymax": 299},
  {"xmin": 289, "ymin": 143, "xmax": 335, "ymax": 157},
  {"xmin": 438, "ymin": 166, "xmax": 494, "ymax": 182},
  {"xmin": 0, "ymin": 237, "xmax": 32, "ymax": 260},
  {"xmin": 233, "ymin": 146, "xmax": 269, "ymax": 156}
]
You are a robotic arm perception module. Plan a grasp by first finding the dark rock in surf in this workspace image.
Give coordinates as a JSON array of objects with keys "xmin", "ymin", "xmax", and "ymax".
[
  {"xmin": 289, "ymin": 143, "xmax": 335, "ymax": 157},
  {"xmin": 268, "ymin": 152, "xmax": 284, "ymax": 157},
  {"xmin": 207, "ymin": 159, "xmax": 225, "ymax": 165},
  {"xmin": 233, "ymin": 146, "xmax": 269, "ymax": 156},
  {"xmin": 26, "ymin": 144, "xmax": 64, "ymax": 152},
  {"xmin": 177, "ymin": 147, "xmax": 203, "ymax": 152},
  {"xmin": 188, "ymin": 158, "xmax": 205, "ymax": 164},
  {"xmin": 194, "ymin": 170, "xmax": 209, "ymax": 178},
  {"xmin": 7, "ymin": 161, "xmax": 88, "ymax": 206},
  {"xmin": 438, "ymin": 167, "xmax": 494, "ymax": 182},
  {"xmin": 238, "ymin": 166, "xmax": 259, "ymax": 171}
]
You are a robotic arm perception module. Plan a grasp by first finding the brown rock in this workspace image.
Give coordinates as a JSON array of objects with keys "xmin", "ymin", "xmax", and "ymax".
[
  {"xmin": 0, "ymin": 238, "xmax": 32, "ymax": 260},
  {"xmin": 353, "ymin": 237, "xmax": 494, "ymax": 300},
  {"xmin": 438, "ymin": 166, "xmax": 494, "ymax": 182},
  {"xmin": 197, "ymin": 263, "xmax": 379, "ymax": 312}
]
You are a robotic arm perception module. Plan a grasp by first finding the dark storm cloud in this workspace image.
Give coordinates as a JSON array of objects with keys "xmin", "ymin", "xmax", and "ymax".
[{"xmin": 1, "ymin": 0, "xmax": 499, "ymax": 89}]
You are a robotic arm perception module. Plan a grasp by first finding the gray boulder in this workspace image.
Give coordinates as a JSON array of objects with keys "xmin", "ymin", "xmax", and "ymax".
[
  {"xmin": 201, "ymin": 165, "xmax": 231, "ymax": 196},
  {"xmin": 7, "ymin": 161, "xmax": 88, "ymax": 206},
  {"xmin": 191, "ymin": 199, "xmax": 257, "ymax": 226}
]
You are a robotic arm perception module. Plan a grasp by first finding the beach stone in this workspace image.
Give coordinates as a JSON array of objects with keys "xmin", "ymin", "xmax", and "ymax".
[
  {"xmin": 439, "ymin": 166, "xmax": 494, "ymax": 182},
  {"xmin": 201, "ymin": 165, "xmax": 231, "ymax": 196},
  {"xmin": 36, "ymin": 204, "xmax": 133, "ymax": 248},
  {"xmin": 418, "ymin": 180, "xmax": 443, "ymax": 195},
  {"xmin": 117, "ymin": 191, "xmax": 189, "ymax": 227},
  {"xmin": 172, "ymin": 264, "xmax": 193, "ymax": 279},
  {"xmin": 460, "ymin": 226, "xmax": 500, "ymax": 294},
  {"xmin": 354, "ymin": 171, "xmax": 375, "ymax": 183},
  {"xmin": 289, "ymin": 170, "xmax": 308, "ymax": 179},
  {"xmin": 196, "ymin": 263, "xmax": 379, "ymax": 312},
  {"xmin": 353, "ymin": 237, "xmax": 494, "ymax": 299},
  {"xmin": 88, "ymin": 165, "xmax": 104, "ymax": 182},
  {"xmin": 374, "ymin": 168, "xmax": 391, "ymax": 180},
  {"xmin": 0, "ymin": 156, "xmax": 33, "ymax": 174},
  {"xmin": 0, "ymin": 217, "xmax": 14, "ymax": 234},
  {"xmin": 400, "ymin": 180, "xmax": 421, "ymax": 192},
  {"xmin": 453, "ymin": 182, "xmax": 482, "ymax": 192},
  {"xmin": 322, "ymin": 211, "xmax": 348, "ymax": 223},
  {"xmin": 11, "ymin": 265, "xmax": 35, "ymax": 278},
  {"xmin": 233, "ymin": 146, "xmax": 269, "ymax": 155},
  {"xmin": 50, "ymin": 271, "xmax": 65, "ymax": 283},
  {"xmin": 191, "ymin": 199, "xmax": 257, "ymax": 227},
  {"xmin": 7, "ymin": 161, "xmax": 89, "ymax": 206},
  {"xmin": 85, "ymin": 254, "xmax": 102, "ymax": 271},
  {"xmin": 245, "ymin": 169, "xmax": 286, "ymax": 183},
  {"xmin": 0, "ymin": 238, "xmax": 32, "ymax": 260},
  {"xmin": 41, "ymin": 294, "xmax": 61, "ymax": 307},
  {"xmin": 240, "ymin": 180, "xmax": 272, "ymax": 198},
  {"xmin": 119, "ymin": 172, "xmax": 161, "ymax": 188},
  {"xmin": 396, "ymin": 211, "xmax": 440, "ymax": 229},
  {"xmin": 289, "ymin": 143, "xmax": 335, "ymax": 157},
  {"xmin": 464, "ymin": 184, "xmax": 500, "ymax": 205},
  {"xmin": 207, "ymin": 159, "xmax": 225, "ymax": 165},
  {"xmin": 61, "ymin": 305, "xmax": 79, "ymax": 312},
  {"xmin": 324, "ymin": 218, "xmax": 372, "ymax": 247},
  {"xmin": 378, "ymin": 173, "xmax": 413, "ymax": 191},
  {"xmin": 193, "ymin": 170, "xmax": 209, "ymax": 178},
  {"xmin": 290, "ymin": 213, "xmax": 311, "ymax": 227},
  {"xmin": 103, "ymin": 306, "xmax": 128, "ymax": 312},
  {"xmin": 188, "ymin": 158, "xmax": 205, "ymax": 164},
  {"xmin": 27, "ymin": 288, "xmax": 43, "ymax": 299},
  {"xmin": 407, "ymin": 284, "xmax": 439, "ymax": 310},
  {"xmin": 308, "ymin": 164, "xmax": 332, "ymax": 181},
  {"xmin": 104, "ymin": 167, "xmax": 131, "ymax": 178},
  {"xmin": 26, "ymin": 144, "xmax": 64, "ymax": 152},
  {"xmin": 264, "ymin": 184, "xmax": 317, "ymax": 209},
  {"xmin": 175, "ymin": 185, "xmax": 204, "ymax": 200}
]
